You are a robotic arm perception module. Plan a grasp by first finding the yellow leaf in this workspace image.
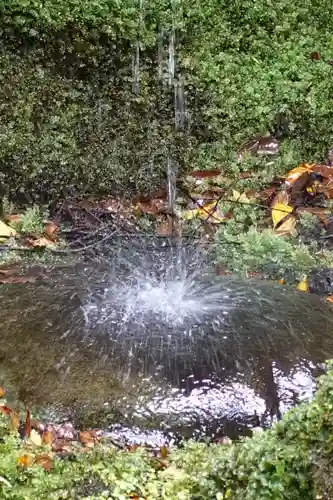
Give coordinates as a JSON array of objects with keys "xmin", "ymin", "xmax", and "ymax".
[
  {"xmin": 285, "ymin": 165, "xmax": 313, "ymax": 187},
  {"xmin": 271, "ymin": 202, "xmax": 293, "ymax": 228},
  {"xmin": 297, "ymin": 277, "xmax": 309, "ymax": 292},
  {"xmin": 182, "ymin": 202, "xmax": 225, "ymax": 223},
  {"xmin": 17, "ymin": 454, "xmax": 35, "ymax": 468},
  {"xmin": 29, "ymin": 429, "xmax": 42, "ymax": 447},
  {"xmin": 232, "ymin": 190, "xmax": 252, "ymax": 204},
  {"xmin": 0, "ymin": 220, "xmax": 16, "ymax": 240}
]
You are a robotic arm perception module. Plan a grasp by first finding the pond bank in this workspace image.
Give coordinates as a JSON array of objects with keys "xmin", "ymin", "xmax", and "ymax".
[{"xmin": 2, "ymin": 363, "xmax": 333, "ymax": 499}]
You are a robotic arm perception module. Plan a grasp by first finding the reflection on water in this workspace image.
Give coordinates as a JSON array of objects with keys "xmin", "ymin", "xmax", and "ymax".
[{"xmin": 0, "ymin": 256, "xmax": 333, "ymax": 440}]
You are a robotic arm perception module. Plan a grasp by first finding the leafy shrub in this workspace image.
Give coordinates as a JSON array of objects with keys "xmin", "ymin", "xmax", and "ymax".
[
  {"xmin": 1, "ymin": 0, "xmax": 333, "ymax": 202},
  {"xmin": 213, "ymin": 226, "xmax": 316, "ymax": 278}
]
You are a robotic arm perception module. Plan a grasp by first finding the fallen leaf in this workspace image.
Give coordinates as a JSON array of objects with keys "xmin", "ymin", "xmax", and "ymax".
[
  {"xmin": 79, "ymin": 431, "xmax": 97, "ymax": 448},
  {"xmin": 27, "ymin": 236, "xmax": 56, "ymax": 249},
  {"xmin": 232, "ymin": 190, "xmax": 253, "ymax": 204},
  {"xmin": 34, "ymin": 453, "xmax": 53, "ymax": 472},
  {"xmin": 51, "ymin": 440, "xmax": 73, "ymax": 453},
  {"xmin": 0, "ymin": 220, "xmax": 16, "ymax": 239},
  {"xmin": 271, "ymin": 191, "xmax": 295, "ymax": 234},
  {"xmin": 24, "ymin": 408, "xmax": 31, "ymax": 438},
  {"xmin": 285, "ymin": 165, "xmax": 313, "ymax": 187},
  {"xmin": 0, "ymin": 405, "xmax": 12, "ymax": 416},
  {"xmin": 42, "ymin": 430, "xmax": 54, "ymax": 446},
  {"xmin": 44, "ymin": 222, "xmax": 59, "ymax": 240},
  {"xmin": 4, "ymin": 214, "xmax": 21, "ymax": 224},
  {"xmin": 310, "ymin": 51, "xmax": 321, "ymax": 60},
  {"xmin": 297, "ymin": 277, "xmax": 309, "ymax": 292},
  {"xmin": 182, "ymin": 201, "xmax": 225, "ymax": 223},
  {"xmin": 160, "ymin": 446, "xmax": 169, "ymax": 459},
  {"xmin": 17, "ymin": 454, "xmax": 34, "ymax": 468},
  {"xmin": 0, "ymin": 387, "xmax": 5, "ymax": 398},
  {"xmin": 10, "ymin": 411, "xmax": 20, "ymax": 432},
  {"xmin": 29, "ymin": 429, "xmax": 42, "ymax": 446},
  {"xmin": 327, "ymin": 296, "xmax": 333, "ymax": 303}
]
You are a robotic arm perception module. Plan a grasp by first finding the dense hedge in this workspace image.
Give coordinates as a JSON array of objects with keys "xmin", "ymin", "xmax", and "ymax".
[
  {"xmin": 2, "ymin": 362, "xmax": 333, "ymax": 499},
  {"xmin": 1, "ymin": 0, "xmax": 333, "ymax": 202}
]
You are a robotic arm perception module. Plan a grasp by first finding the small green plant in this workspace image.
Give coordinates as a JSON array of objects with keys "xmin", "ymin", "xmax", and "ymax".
[
  {"xmin": 12, "ymin": 206, "xmax": 47, "ymax": 235},
  {"xmin": 213, "ymin": 226, "xmax": 316, "ymax": 279}
]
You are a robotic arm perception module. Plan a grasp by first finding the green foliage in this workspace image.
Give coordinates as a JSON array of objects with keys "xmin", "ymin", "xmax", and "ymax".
[
  {"xmin": 213, "ymin": 226, "xmax": 316, "ymax": 278},
  {"xmin": 11, "ymin": 206, "xmax": 47, "ymax": 234},
  {"xmin": 3, "ymin": 364, "xmax": 333, "ymax": 498},
  {"xmin": 1, "ymin": 0, "xmax": 333, "ymax": 201}
]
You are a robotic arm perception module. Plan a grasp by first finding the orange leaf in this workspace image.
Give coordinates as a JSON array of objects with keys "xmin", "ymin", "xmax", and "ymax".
[
  {"xmin": 79, "ymin": 431, "xmax": 96, "ymax": 448},
  {"xmin": 17, "ymin": 454, "xmax": 34, "ymax": 468},
  {"xmin": 24, "ymin": 408, "xmax": 31, "ymax": 438},
  {"xmin": 35, "ymin": 453, "xmax": 53, "ymax": 472},
  {"xmin": 0, "ymin": 387, "xmax": 5, "ymax": 398},
  {"xmin": 10, "ymin": 411, "xmax": 20, "ymax": 431},
  {"xmin": 327, "ymin": 296, "xmax": 333, "ymax": 303},
  {"xmin": 42, "ymin": 430, "xmax": 54, "ymax": 446}
]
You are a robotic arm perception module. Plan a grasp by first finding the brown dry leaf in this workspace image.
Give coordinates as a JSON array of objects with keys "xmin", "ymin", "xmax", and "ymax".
[
  {"xmin": 24, "ymin": 408, "xmax": 31, "ymax": 438},
  {"xmin": 4, "ymin": 214, "xmax": 21, "ymax": 224},
  {"xmin": 327, "ymin": 296, "xmax": 333, "ymax": 303},
  {"xmin": 44, "ymin": 222, "xmax": 59, "ymax": 240},
  {"xmin": 34, "ymin": 453, "xmax": 53, "ymax": 472},
  {"xmin": 17, "ymin": 454, "xmax": 35, "ymax": 468},
  {"xmin": 51, "ymin": 440, "xmax": 73, "ymax": 453},
  {"xmin": 311, "ymin": 164, "xmax": 333, "ymax": 179},
  {"xmin": 29, "ymin": 429, "xmax": 42, "ymax": 447},
  {"xmin": 0, "ymin": 387, "xmax": 5, "ymax": 398},
  {"xmin": 10, "ymin": 411, "xmax": 20, "ymax": 432},
  {"xmin": 187, "ymin": 170, "xmax": 221, "ymax": 179},
  {"xmin": 79, "ymin": 431, "xmax": 97, "ymax": 448},
  {"xmin": 24, "ymin": 236, "xmax": 56, "ymax": 249}
]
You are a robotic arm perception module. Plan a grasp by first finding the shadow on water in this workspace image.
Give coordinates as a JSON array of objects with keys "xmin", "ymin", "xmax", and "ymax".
[{"xmin": 1, "ymin": 243, "xmax": 333, "ymax": 441}]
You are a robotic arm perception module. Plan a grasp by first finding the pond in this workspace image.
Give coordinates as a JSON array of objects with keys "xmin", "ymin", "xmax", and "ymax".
[{"xmin": 1, "ymin": 244, "xmax": 333, "ymax": 443}]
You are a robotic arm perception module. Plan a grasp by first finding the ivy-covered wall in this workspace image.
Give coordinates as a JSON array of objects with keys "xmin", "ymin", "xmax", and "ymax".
[{"xmin": 1, "ymin": 0, "xmax": 333, "ymax": 202}]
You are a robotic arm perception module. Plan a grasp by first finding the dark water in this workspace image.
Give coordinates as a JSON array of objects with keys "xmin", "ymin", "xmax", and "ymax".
[{"xmin": 1, "ymin": 254, "xmax": 333, "ymax": 442}]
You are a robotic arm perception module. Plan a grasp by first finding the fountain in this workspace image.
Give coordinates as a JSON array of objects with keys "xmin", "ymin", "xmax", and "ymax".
[{"xmin": 1, "ymin": 242, "xmax": 333, "ymax": 442}]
